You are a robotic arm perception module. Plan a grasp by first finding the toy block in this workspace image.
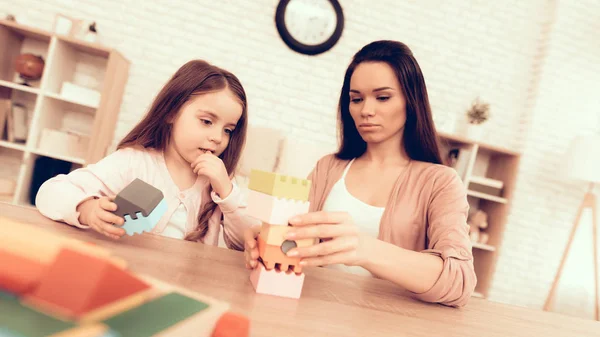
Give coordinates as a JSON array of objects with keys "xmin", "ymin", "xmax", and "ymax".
[
  {"xmin": 132, "ymin": 274, "xmax": 231, "ymax": 337},
  {"xmin": 0, "ymin": 217, "xmax": 122, "ymax": 267},
  {"xmin": 112, "ymin": 179, "xmax": 167, "ymax": 236},
  {"xmin": 24, "ymin": 247, "xmax": 151, "ymax": 319},
  {"xmin": 257, "ymin": 236, "xmax": 305, "ymax": 273},
  {"xmin": 80, "ymin": 287, "xmax": 161, "ymax": 323},
  {"xmin": 120, "ymin": 198, "xmax": 167, "ymax": 236},
  {"xmin": 101, "ymin": 292, "xmax": 212, "ymax": 337},
  {"xmin": 211, "ymin": 312, "xmax": 250, "ymax": 337},
  {"xmin": 249, "ymin": 261, "xmax": 305, "ymax": 299},
  {"xmin": 246, "ymin": 189, "xmax": 310, "ymax": 225},
  {"xmin": 248, "ymin": 170, "xmax": 311, "ymax": 201},
  {"xmin": 259, "ymin": 223, "xmax": 315, "ymax": 248},
  {"xmin": 0, "ymin": 292, "xmax": 78, "ymax": 337},
  {"xmin": 0, "ymin": 249, "xmax": 46, "ymax": 295}
]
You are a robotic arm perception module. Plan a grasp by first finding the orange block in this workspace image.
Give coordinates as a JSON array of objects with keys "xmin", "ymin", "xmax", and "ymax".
[
  {"xmin": 24, "ymin": 247, "xmax": 150, "ymax": 319},
  {"xmin": 211, "ymin": 311, "xmax": 250, "ymax": 337},
  {"xmin": 249, "ymin": 261, "xmax": 305, "ymax": 299},
  {"xmin": 257, "ymin": 236, "xmax": 303, "ymax": 273},
  {"xmin": 0, "ymin": 249, "xmax": 46, "ymax": 295}
]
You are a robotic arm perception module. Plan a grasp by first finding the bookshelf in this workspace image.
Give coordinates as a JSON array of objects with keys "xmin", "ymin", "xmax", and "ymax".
[
  {"xmin": 438, "ymin": 132, "xmax": 521, "ymax": 299},
  {"xmin": 0, "ymin": 19, "xmax": 129, "ymax": 206}
]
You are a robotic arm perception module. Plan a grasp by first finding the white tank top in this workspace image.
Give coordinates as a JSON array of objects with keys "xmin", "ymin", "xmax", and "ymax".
[{"xmin": 321, "ymin": 158, "xmax": 385, "ymax": 276}]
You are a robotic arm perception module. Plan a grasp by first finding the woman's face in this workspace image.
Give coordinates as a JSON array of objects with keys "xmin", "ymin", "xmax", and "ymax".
[{"xmin": 348, "ymin": 61, "xmax": 407, "ymax": 145}]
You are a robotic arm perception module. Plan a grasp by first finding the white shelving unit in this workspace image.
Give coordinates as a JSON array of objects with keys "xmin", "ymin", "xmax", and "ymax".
[{"xmin": 0, "ymin": 19, "xmax": 129, "ymax": 206}]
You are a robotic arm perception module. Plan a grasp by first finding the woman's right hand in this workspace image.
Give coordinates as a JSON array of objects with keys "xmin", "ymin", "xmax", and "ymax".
[
  {"xmin": 243, "ymin": 225, "xmax": 261, "ymax": 269},
  {"xmin": 77, "ymin": 196, "xmax": 126, "ymax": 240}
]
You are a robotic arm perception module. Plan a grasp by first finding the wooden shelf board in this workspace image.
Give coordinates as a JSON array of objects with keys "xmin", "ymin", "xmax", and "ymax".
[
  {"xmin": 30, "ymin": 148, "xmax": 85, "ymax": 165},
  {"xmin": 0, "ymin": 19, "xmax": 52, "ymax": 41},
  {"xmin": 473, "ymin": 242, "xmax": 496, "ymax": 252},
  {"xmin": 0, "ymin": 80, "xmax": 41, "ymax": 95},
  {"xmin": 0, "ymin": 140, "xmax": 26, "ymax": 152},
  {"xmin": 467, "ymin": 190, "xmax": 508, "ymax": 204},
  {"xmin": 56, "ymin": 35, "xmax": 111, "ymax": 58},
  {"xmin": 45, "ymin": 91, "xmax": 98, "ymax": 110},
  {"xmin": 438, "ymin": 132, "xmax": 520, "ymax": 156}
]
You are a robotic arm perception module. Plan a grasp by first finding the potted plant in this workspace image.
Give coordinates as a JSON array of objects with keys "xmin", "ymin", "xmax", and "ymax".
[{"xmin": 465, "ymin": 97, "xmax": 490, "ymax": 140}]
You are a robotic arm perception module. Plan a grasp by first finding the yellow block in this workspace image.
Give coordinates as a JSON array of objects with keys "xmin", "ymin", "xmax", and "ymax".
[{"xmin": 248, "ymin": 169, "xmax": 311, "ymax": 201}]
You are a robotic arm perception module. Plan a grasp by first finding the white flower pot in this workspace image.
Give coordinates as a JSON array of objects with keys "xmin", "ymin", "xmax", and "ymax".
[{"xmin": 466, "ymin": 124, "xmax": 485, "ymax": 141}]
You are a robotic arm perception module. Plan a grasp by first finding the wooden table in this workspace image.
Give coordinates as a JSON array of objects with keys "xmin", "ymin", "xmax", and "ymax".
[{"xmin": 2, "ymin": 203, "xmax": 599, "ymax": 337}]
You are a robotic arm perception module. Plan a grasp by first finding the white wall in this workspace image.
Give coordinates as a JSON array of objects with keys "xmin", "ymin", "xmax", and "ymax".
[
  {"xmin": 490, "ymin": 0, "xmax": 600, "ymax": 319},
  {"xmin": 3, "ymin": 0, "xmax": 599, "ymax": 318}
]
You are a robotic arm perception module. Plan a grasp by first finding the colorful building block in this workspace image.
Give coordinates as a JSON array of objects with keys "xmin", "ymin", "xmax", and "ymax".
[
  {"xmin": 211, "ymin": 312, "xmax": 250, "ymax": 337},
  {"xmin": 248, "ymin": 170, "xmax": 311, "ymax": 201},
  {"xmin": 0, "ymin": 249, "xmax": 46, "ymax": 295},
  {"xmin": 112, "ymin": 179, "xmax": 167, "ymax": 235},
  {"xmin": 246, "ymin": 189, "xmax": 309, "ymax": 225},
  {"xmin": 101, "ymin": 292, "xmax": 208, "ymax": 337},
  {"xmin": 249, "ymin": 261, "xmax": 305, "ymax": 299},
  {"xmin": 24, "ymin": 248, "xmax": 151, "ymax": 319},
  {"xmin": 258, "ymin": 236, "xmax": 303, "ymax": 273},
  {"xmin": 259, "ymin": 223, "xmax": 315, "ymax": 248}
]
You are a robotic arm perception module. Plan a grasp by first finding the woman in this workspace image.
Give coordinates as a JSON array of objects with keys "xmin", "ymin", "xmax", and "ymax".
[{"xmin": 245, "ymin": 40, "xmax": 476, "ymax": 307}]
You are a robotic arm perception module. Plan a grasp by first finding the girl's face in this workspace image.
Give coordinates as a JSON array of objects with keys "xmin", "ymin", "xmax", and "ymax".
[
  {"xmin": 348, "ymin": 61, "xmax": 407, "ymax": 145},
  {"xmin": 170, "ymin": 88, "xmax": 242, "ymax": 164}
]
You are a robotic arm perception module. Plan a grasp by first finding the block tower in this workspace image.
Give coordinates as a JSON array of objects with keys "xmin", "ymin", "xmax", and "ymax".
[{"xmin": 246, "ymin": 169, "xmax": 314, "ymax": 299}]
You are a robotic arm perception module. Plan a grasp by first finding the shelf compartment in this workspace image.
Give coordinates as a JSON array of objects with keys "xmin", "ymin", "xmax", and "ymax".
[
  {"xmin": 0, "ymin": 89, "xmax": 38, "ymax": 146},
  {"xmin": 0, "ymin": 20, "xmax": 51, "ymax": 90},
  {"xmin": 0, "ymin": 146, "xmax": 26, "ymax": 203},
  {"xmin": 44, "ymin": 38, "xmax": 106, "ymax": 108}
]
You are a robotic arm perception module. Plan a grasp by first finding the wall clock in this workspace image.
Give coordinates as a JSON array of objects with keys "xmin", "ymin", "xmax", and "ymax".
[{"xmin": 275, "ymin": 0, "xmax": 345, "ymax": 56}]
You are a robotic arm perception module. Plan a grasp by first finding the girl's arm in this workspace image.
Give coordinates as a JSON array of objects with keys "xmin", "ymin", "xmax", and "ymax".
[
  {"xmin": 35, "ymin": 148, "xmax": 136, "ymax": 228},
  {"xmin": 212, "ymin": 182, "xmax": 261, "ymax": 251}
]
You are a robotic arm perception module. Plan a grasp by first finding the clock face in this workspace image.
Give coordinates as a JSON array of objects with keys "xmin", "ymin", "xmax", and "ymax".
[{"xmin": 283, "ymin": 0, "xmax": 339, "ymax": 46}]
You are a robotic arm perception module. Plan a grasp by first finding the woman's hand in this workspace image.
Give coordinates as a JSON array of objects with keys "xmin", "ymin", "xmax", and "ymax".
[
  {"xmin": 77, "ymin": 196, "xmax": 126, "ymax": 240},
  {"xmin": 191, "ymin": 152, "xmax": 232, "ymax": 198},
  {"xmin": 284, "ymin": 211, "xmax": 376, "ymax": 267}
]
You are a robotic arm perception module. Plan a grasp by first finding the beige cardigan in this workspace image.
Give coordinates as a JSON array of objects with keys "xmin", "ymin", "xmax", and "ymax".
[{"xmin": 308, "ymin": 154, "xmax": 477, "ymax": 307}]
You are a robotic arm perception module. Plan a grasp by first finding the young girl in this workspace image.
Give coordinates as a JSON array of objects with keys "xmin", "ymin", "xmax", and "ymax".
[
  {"xmin": 36, "ymin": 60, "xmax": 258, "ymax": 250},
  {"xmin": 244, "ymin": 41, "xmax": 476, "ymax": 307}
]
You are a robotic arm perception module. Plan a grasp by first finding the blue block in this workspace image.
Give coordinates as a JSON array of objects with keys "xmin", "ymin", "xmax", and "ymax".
[{"xmin": 121, "ymin": 198, "xmax": 168, "ymax": 236}]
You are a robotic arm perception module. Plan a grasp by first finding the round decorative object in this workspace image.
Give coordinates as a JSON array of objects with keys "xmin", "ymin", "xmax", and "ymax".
[
  {"xmin": 275, "ymin": 0, "xmax": 344, "ymax": 56},
  {"xmin": 280, "ymin": 240, "xmax": 297, "ymax": 254},
  {"xmin": 14, "ymin": 53, "xmax": 45, "ymax": 80}
]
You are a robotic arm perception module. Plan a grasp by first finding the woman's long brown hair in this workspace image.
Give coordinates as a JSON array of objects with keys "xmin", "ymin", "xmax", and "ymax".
[
  {"xmin": 118, "ymin": 60, "xmax": 248, "ymax": 242},
  {"xmin": 336, "ymin": 40, "xmax": 442, "ymax": 164}
]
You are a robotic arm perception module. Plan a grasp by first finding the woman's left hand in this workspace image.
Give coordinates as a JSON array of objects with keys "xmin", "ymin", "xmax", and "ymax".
[
  {"xmin": 191, "ymin": 152, "xmax": 232, "ymax": 198},
  {"xmin": 284, "ymin": 211, "xmax": 375, "ymax": 267}
]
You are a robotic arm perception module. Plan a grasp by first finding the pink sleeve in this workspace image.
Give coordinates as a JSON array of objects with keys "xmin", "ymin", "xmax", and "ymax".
[
  {"xmin": 35, "ymin": 148, "xmax": 136, "ymax": 228},
  {"xmin": 212, "ymin": 182, "xmax": 261, "ymax": 251},
  {"xmin": 412, "ymin": 167, "xmax": 477, "ymax": 307}
]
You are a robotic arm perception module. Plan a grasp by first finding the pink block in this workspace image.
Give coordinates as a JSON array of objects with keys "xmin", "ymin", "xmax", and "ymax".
[
  {"xmin": 246, "ymin": 190, "xmax": 310, "ymax": 225},
  {"xmin": 249, "ymin": 263, "xmax": 305, "ymax": 299}
]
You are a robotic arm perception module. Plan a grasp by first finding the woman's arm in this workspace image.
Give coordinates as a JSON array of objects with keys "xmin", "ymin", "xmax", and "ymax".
[{"xmin": 285, "ymin": 168, "xmax": 476, "ymax": 307}]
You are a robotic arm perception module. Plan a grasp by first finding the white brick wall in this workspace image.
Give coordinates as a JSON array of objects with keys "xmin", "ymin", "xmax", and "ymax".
[
  {"xmin": 3, "ymin": 0, "xmax": 599, "ymax": 317},
  {"xmin": 490, "ymin": 0, "xmax": 600, "ymax": 319}
]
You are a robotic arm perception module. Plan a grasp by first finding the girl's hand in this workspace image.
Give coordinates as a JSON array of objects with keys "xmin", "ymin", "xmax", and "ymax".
[
  {"xmin": 77, "ymin": 196, "xmax": 125, "ymax": 240},
  {"xmin": 284, "ymin": 211, "xmax": 376, "ymax": 267},
  {"xmin": 243, "ymin": 225, "xmax": 261, "ymax": 269},
  {"xmin": 191, "ymin": 152, "xmax": 232, "ymax": 198}
]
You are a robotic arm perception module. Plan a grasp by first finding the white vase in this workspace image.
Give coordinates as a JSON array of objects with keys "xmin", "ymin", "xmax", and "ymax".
[{"xmin": 466, "ymin": 124, "xmax": 484, "ymax": 141}]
